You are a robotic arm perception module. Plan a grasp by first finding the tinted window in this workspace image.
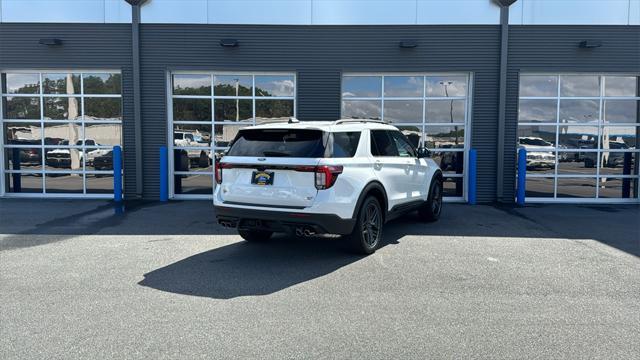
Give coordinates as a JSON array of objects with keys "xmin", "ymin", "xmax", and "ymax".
[
  {"xmin": 370, "ymin": 130, "xmax": 398, "ymax": 157},
  {"xmin": 332, "ymin": 132, "xmax": 361, "ymax": 158},
  {"xmin": 227, "ymin": 129, "xmax": 325, "ymax": 158},
  {"xmin": 390, "ymin": 131, "xmax": 416, "ymax": 157}
]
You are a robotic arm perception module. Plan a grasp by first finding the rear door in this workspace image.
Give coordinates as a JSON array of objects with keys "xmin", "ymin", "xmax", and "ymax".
[
  {"xmin": 219, "ymin": 128, "xmax": 326, "ymax": 208},
  {"xmin": 370, "ymin": 130, "xmax": 419, "ymax": 210}
]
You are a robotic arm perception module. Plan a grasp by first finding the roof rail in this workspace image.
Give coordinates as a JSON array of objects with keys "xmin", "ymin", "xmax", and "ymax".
[{"xmin": 334, "ymin": 118, "xmax": 388, "ymax": 125}]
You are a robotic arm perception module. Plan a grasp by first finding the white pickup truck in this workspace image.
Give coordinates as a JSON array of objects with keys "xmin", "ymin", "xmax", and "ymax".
[{"xmin": 174, "ymin": 131, "xmax": 211, "ymax": 168}]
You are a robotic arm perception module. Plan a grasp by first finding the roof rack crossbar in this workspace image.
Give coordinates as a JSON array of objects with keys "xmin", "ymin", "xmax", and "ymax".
[{"xmin": 334, "ymin": 119, "xmax": 388, "ymax": 125}]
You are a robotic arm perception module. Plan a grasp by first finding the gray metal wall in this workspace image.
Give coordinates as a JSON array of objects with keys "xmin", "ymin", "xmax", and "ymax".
[
  {"xmin": 502, "ymin": 26, "xmax": 640, "ymax": 201},
  {"xmin": 139, "ymin": 24, "xmax": 501, "ymax": 200},
  {"xmin": 0, "ymin": 23, "xmax": 137, "ymax": 197}
]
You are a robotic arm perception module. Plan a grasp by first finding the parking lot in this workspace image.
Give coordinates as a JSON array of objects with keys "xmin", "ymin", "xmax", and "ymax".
[{"xmin": 1, "ymin": 199, "xmax": 639, "ymax": 359}]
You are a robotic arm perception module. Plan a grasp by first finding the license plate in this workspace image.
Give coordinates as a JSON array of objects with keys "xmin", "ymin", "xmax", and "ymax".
[{"xmin": 251, "ymin": 171, "xmax": 274, "ymax": 185}]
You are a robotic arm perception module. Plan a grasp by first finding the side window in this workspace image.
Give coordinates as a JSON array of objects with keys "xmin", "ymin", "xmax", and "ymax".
[
  {"xmin": 390, "ymin": 131, "xmax": 416, "ymax": 158},
  {"xmin": 332, "ymin": 132, "xmax": 361, "ymax": 158},
  {"xmin": 370, "ymin": 130, "xmax": 399, "ymax": 157}
]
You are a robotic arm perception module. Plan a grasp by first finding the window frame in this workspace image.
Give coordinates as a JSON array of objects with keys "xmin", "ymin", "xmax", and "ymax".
[
  {"xmin": 517, "ymin": 72, "xmax": 640, "ymax": 203},
  {"xmin": 0, "ymin": 69, "xmax": 123, "ymax": 198}
]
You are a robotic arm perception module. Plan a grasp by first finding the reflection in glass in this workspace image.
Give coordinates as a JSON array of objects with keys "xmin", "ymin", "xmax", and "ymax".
[
  {"xmin": 86, "ymin": 148, "xmax": 115, "ymax": 171},
  {"xmin": 518, "ymin": 125, "xmax": 557, "ymax": 147},
  {"xmin": 601, "ymin": 126, "xmax": 638, "ymax": 148},
  {"xmin": 4, "ymin": 148, "xmax": 42, "ymax": 170},
  {"xmin": 44, "ymin": 122, "xmax": 83, "ymax": 146},
  {"xmin": 384, "ymin": 76, "xmax": 423, "ymax": 97},
  {"xmin": 44, "ymin": 148, "xmax": 83, "ymax": 171},
  {"xmin": 173, "ymin": 124, "xmax": 212, "ymax": 146},
  {"xmin": 255, "ymin": 75, "xmax": 295, "ymax": 97},
  {"xmin": 518, "ymin": 99, "xmax": 557, "ymax": 123},
  {"xmin": 525, "ymin": 151, "xmax": 556, "ymax": 174},
  {"xmin": 342, "ymin": 76, "xmax": 381, "ymax": 98},
  {"xmin": 425, "ymin": 126, "xmax": 464, "ymax": 148},
  {"xmin": 214, "ymin": 125, "xmax": 243, "ymax": 148},
  {"xmin": 174, "ymin": 173, "xmax": 213, "ymax": 195},
  {"xmin": 598, "ymin": 178, "xmax": 638, "ymax": 199},
  {"xmin": 43, "ymin": 73, "xmax": 81, "ymax": 94},
  {"xmin": 3, "ymin": 122, "xmax": 41, "ymax": 144},
  {"xmin": 560, "ymin": 99, "xmax": 599, "ymax": 124},
  {"xmin": 558, "ymin": 125, "xmax": 598, "ymax": 149},
  {"xmin": 84, "ymin": 97, "xmax": 122, "ymax": 121},
  {"xmin": 7, "ymin": 173, "xmax": 42, "ymax": 193},
  {"xmin": 560, "ymin": 75, "xmax": 599, "ymax": 97},
  {"xmin": 214, "ymin": 99, "xmax": 252, "ymax": 122},
  {"xmin": 214, "ymin": 75, "xmax": 252, "ymax": 96},
  {"xmin": 384, "ymin": 100, "xmax": 422, "ymax": 123},
  {"xmin": 396, "ymin": 126, "xmax": 422, "ymax": 148},
  {"xmin": 558, "ymin": 153, "xmax": 595, "ymax": 174},
  {"xmin": 2, "ymin": 73, "xmax": 40, "ymax": 94},
  {"xmin": 45, "ymin": 173, "xmax": 83, "ymax": 193},
  {"xmin": 173, "ymin": 74, "xmax": 211, "ymax": 95},
  {"xmin": 86, "ymin": 174, "xmax": 115, "ymax": 194},
  {"xmin": 556, "ymin": 178, "xmax": 596, "ymax": 198},
  {"xmin": 425, "ymin": 76, "xmax": 467, "ymax": 97},
  {"xmin": 426, "ymin": 100, "xmax": 465, "ymax": 123},
  {"xmin": 525, "ymin": 177, "xmax": 555, "ymax": 198},
  {"xmin": 44, "ymin": 97, "xmax": 82, "ymax": 120},
  {"xmin": 603, "ymin": 100, "xmax": 638, "ymax": 124},
  {"xmin": 433, "ymin": 152, "xmax": 464, "ymax": 174},
  {"xmin": 342, "ymin": 100, "xmax": 381, "ymax": 119},
  {"xmin": 442, "ymin": 177, "xmax": 464, "ymax": 197},
  {"xmin": 598, "ymin": 152, "xmax": 637, "ymax": 175},
  {"xmin": 84, "ymin": 123, "xmax": 122, "ymax": 147},
  {"xmin": 604, "ymin": 76, "xmax": 637, "ymax": 97},
  {"xmin": 172, "ymin": 98, "xmax": 211, "ymax": 122},
  {"xmin": 255, "ymin": 99, "xmax": 294, "ymax": 122},
  {"xmin": 83, "ymin": 73, "xmax": 122, "ymax": 94},
  {"xmin": 2, "ymin": 97, "xmax": 41, "ymax": 120},
  {"xmin": 519, "ymin": 75, "xmax": 558, "ymax": 97}
]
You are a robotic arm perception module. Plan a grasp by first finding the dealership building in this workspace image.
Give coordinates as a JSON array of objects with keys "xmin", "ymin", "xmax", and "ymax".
[{"xmin": 1, "ymin": 0, "xmax": 638, "ymax": 204}]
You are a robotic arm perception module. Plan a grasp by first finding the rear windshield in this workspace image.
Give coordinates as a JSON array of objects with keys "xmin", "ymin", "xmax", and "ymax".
[{"xmin": 227, "ymin": 129, "xmax": 326, "ymax": 157}]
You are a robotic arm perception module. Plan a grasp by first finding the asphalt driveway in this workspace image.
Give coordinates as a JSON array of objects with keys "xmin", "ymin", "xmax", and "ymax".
[{"xmin": 1, "ymin": 199, "xmax": 639, "ymax": 359}]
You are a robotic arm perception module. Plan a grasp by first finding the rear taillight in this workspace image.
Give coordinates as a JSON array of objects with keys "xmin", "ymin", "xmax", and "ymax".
[
  {"xmin": 296, "ymin": 165, "xmax": 343, "ymax": 190},
  {"xmin": 215, "ymin": 162, "xmax": 231, "ymax": 184}
]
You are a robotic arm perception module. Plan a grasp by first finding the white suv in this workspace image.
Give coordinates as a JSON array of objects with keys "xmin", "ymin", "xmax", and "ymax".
[{"xmin": 214, "ymin": 119, "xmax": 443, "ymax": 254}]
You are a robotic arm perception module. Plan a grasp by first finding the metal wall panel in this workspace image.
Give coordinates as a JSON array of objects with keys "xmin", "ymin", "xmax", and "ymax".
[
  {"xmin": 139, "ymin": 24, "xmax": 500, "ymax": 201},
  {"xmin": 503, "ymin": 26, "xmax": 640, "ymax": 201},
  {"xmin": 0, "ymin": 23, "xmax": 137, "ymax": 197}
]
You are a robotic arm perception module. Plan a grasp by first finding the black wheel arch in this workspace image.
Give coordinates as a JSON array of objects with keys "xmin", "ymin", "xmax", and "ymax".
[{"xmin": 352, "ymin": 181, "xmax": 389, "ymax": 222}]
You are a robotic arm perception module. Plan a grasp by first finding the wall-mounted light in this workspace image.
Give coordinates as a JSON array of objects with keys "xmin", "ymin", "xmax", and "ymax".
[
  {"xmin": 39, "ymin": 38, "xmax": 63, "ymax": 46},
  {"xmin": 579, "ymin": 40, "xmax": 602, "ymax": 49},
  {"xmin": 493, "ymin": 0, "xmax": 518, "ymax": 6},
  {"xmin": 220, "ymin": 39, "xmax": 239, "ymax": 48},
  {"xmin": 399, "ymin": 40, "xmax": 418, "ymax": 49}
]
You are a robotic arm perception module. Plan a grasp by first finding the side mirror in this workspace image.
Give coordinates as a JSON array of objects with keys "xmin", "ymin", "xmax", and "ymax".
[{"xmin": 417, "ymin": 147, "xmax": 431, "ymax": 158}]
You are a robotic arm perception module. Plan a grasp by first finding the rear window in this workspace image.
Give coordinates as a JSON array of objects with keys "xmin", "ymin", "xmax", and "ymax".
[
  {"xmin": 227, "ymin": 129, "xmax": 326, "ymax": 157},
  {"xmin": 331, "ymin": 132, "xmax": 361, "ymax": 157}
]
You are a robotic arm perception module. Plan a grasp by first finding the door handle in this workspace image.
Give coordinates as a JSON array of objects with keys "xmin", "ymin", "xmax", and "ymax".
[{"xmin": 374, "ymin": 161, "xmax": 382, "ymax": 170}]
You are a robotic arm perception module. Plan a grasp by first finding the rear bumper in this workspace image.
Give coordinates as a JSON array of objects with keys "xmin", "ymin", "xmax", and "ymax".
[{"xmin": 215, "ymin": 205, "xmax": 355, "ymax": 235}]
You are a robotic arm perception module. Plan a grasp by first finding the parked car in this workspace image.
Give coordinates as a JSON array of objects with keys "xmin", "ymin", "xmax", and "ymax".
[
  {"xmin": 584, "ymin": 141, "xmax": 630, "ymax": 168},
  {"xmin": 214, "ymin": 118, "xmax": 443, "ymax": 254},
  {"xmin": 174, "ymin": 131, "xmax": 211, "ymax": 168},
  {"xmin": 519, "ymin": 137, "xmax": 556, "ymax": 169}
]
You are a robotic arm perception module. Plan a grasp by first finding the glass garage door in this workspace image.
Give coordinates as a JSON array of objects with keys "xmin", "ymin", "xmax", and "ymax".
[
  {"xmin": 341, "ymin": 73, "xmax": 471, "ymax": 201},
  {"xmin": 518, "ymin": 74, "xmax": 640, "ymax": 202},
  {"xmin": 168, "ymin": 72, "xmax": 296, "ymax": 198},
  {"xmin": 1, "ymin": 71, "xmax": 123, "ymax": 197}
]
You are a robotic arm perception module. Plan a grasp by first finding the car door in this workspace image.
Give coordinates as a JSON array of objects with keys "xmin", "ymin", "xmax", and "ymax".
[
  {"xmin": 388, "ymin": 130, "xmax": 428, "ymax": 200},
  {"xmin": 370, "ymin": 130, "xmax": 417, "ymax": 210}
]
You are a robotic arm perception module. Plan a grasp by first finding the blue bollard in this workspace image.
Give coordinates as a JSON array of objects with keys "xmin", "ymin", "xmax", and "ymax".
[
  {"xmin": 112, "ymin": 146, "xmax": 123, "ymax": 214},
  {"xmin": 468, "ymin": 149, "xmax": 477, "ymax": 205},
  {"xmin": 160, "ymin": 146, "xmax": 168, "ymax": 202},
  {"xmin": 516, "ymin": 148, "xmax": 527, "ymax": 206}
]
